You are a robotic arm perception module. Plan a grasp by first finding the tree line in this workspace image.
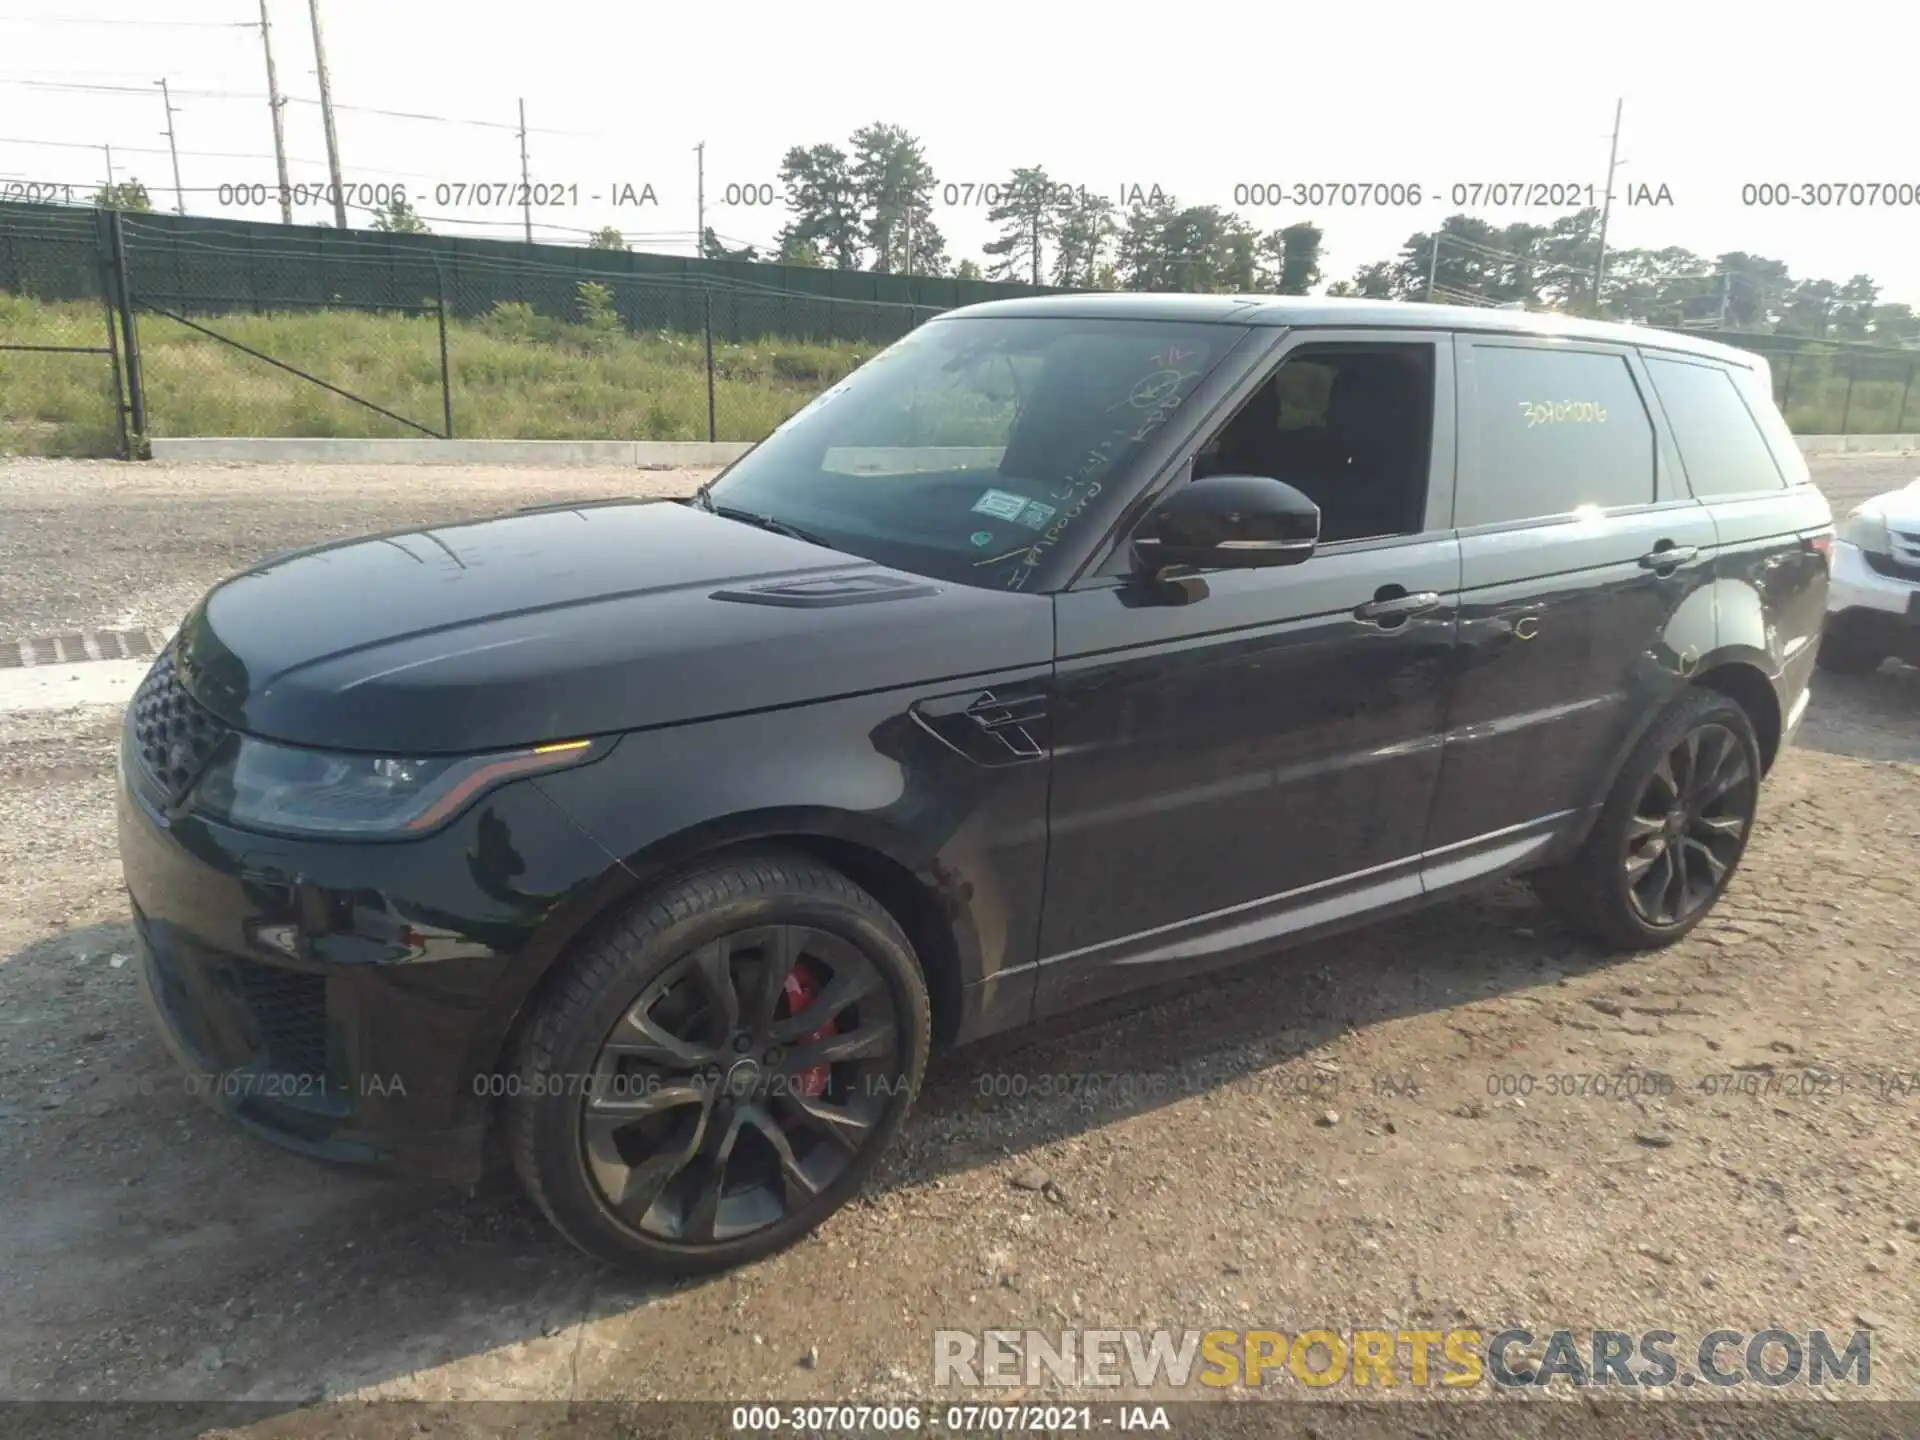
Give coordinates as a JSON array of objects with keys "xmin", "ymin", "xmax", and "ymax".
[
  {"xmin": 89, "ymin": 119, "xmax": 1918, "ymax": 348},
  {"xmin": 727, "ymin": 122, "xmax": 1916, "ymax": 347}
]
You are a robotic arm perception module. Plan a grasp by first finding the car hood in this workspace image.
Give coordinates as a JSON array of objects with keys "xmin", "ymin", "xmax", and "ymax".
[
  {"xmin": 172, "ymin": 498, "xmax": 1053, "ymax": 752},
  {"xmin": 1862, "ymin": 478, "xmax": 1920, "ymax": 532}
]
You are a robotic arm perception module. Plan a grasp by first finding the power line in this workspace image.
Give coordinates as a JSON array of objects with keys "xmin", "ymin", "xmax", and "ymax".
[
  {"xmin": 0, "ymin": 78, "xmax": 264, "ymax": 97},
  {"xmin": 0, "ymin": 76, "xmax": 611, "ymax": 136},
  {"xmin": 0, "ymin": 14, "xmax": 256, "ymax": 26},
  {"xmin": 0, "ymin": 134, "xmax": 441, "ymax": 180},
  {"xmin": 281, "ymin": 95, "xmax": 598, "ymax": 137}
]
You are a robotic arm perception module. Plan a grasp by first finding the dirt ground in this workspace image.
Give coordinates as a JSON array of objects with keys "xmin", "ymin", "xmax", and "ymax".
[{"xmin": 1, "ymin": 455, "xmax": 1918, "ymax": 1433}]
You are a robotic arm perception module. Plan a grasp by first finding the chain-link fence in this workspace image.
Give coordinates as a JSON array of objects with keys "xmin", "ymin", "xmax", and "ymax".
[
  {"xmin": 108, "ymin": 214, "xmax": 930, "ymax": 445},
  {"xmin": 1713, "ymin": 330, "xmax": 1920, "ymax": 436},
  {"xmin": 0, "ymin": 205, "xmax": 129, "ymax": 456}
]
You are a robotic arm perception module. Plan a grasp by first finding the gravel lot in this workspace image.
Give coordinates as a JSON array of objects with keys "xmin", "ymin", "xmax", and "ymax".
[{"xmin": 1, "ymin": 455, "xmax": 1917, "ymax": 1432}]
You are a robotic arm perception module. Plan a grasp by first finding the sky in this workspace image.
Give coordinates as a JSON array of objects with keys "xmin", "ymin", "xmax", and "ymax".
[{"xmin": 2, "ymin": 0, "xmax": 1917, "ymax": 303}]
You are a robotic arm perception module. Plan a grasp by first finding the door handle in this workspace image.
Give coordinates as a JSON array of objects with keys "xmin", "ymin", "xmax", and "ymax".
[
  {"xmin": 1638, "ymin": 543, "xmax": 1699, "ymax": 571},
  {"xmin": 1354, "ymin": 590, "xmax": 1441, "ymax": 624}
]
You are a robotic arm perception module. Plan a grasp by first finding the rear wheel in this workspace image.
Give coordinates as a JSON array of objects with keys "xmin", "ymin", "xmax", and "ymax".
[
  {"xmin": 508, "ymin": 852, "xmax": 930, "ymax": 1273},
  {"xmin": 1534, "ymin": 689, "xmax": 1761, "ymax": 951}
]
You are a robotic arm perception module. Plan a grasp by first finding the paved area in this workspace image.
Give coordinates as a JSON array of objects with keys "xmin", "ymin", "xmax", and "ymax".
[{"xmin": 0, "ymin": 455, "xmax": 1916, "ymax": 1431}]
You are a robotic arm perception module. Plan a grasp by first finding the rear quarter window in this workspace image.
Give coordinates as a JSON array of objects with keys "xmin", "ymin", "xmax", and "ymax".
[
  {"xmin": 1643, "ymin": 354, "xmax": 1789, "ymax": 496},
  {"xmin": 1727, "ymin": 359, "xmax": 1812, "ymax": 487}
]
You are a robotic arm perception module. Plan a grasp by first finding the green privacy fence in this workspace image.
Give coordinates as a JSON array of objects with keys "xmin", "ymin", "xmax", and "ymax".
[
  {"xmin": 3, "ymin": 200, "xmax": 1915, "ymax": 455},
  {"xmin": 0, "ymin": 200, "xmax": 1058, "ymax": 338},
  {"xmin": 0, "ymin": 200, "xmax": 1063, "ymax": 451}
]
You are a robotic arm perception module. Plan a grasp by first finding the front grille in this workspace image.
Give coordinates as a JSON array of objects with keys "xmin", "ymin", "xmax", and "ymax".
[
  {"xmin": 129, "ymin": 649, "xmax": 231, "ymax": 804},
  {"xmin": 1866, "ymin": 537, "xmax": 1920, "ymax": 583},
  {"xmin": 226, "ymin": 959, "xmax": 331, "ymax": 1082}
]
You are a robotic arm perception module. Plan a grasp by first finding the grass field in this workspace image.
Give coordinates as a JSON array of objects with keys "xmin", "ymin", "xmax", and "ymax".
[
  {"xmin": 0, "ymin": 293, "xmax": 884, "ymax": 455},
  {"xmin": 2, "ymin": 290, "xmax": 1915, "ymax": 456}
]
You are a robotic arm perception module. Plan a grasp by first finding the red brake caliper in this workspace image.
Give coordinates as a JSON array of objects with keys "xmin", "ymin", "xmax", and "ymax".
[{"xmin": 781, "ymin": 960, "xmax": 836, "ymax": 1098}]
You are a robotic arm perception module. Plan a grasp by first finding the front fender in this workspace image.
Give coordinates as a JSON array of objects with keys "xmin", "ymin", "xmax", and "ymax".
[{"xmin": 526, "ymin": 678, "xmax": 1054, "ymax": 1028}]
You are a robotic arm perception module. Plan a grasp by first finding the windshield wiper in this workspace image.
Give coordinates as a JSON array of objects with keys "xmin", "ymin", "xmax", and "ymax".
[{"xmin": 707, "ymin": 502, "xmax": 835, "ymax": 550}]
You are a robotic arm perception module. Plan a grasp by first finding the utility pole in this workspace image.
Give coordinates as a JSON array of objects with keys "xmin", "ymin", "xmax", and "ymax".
[
  {"xmin": 1031, "ymin": 205, "xmax": 1040, "ymax": 286},
  {"xmin": 257, "ymin": 0, "xmax": 293, "ymax": 223},
  {"xmin": 904, "ymin": 200, "xmax": 914, "ymax": 278},
  {"xmin": 694, "ymin": 140, "xmax": 704, "ymax": 256},
  {"xmin": 517, "ymin": 98, "xmax": 532, "ymax": 242},
  {"xmin": 156, "ymin": 79, "xmax": 186, "ymax": 214},
  {"xmin": 1426, "ymin": 230, "xmax": 1440, "ymax": 300},
  {"xmin": 307, "ymin": 0, "xmax": 348, "ymax": 228},
  {"xmin": 1591, "ymin": 97, "xmax": 1624, "ymax": 313},
  {"xmin": 102, "ymin": 143, "xmax": 115, "ymax": 190}
]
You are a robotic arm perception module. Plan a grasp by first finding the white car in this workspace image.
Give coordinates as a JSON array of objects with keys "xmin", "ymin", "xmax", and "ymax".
[{"xmin": 1822, "ymin": 477, "xmax": 1920, "ymax": 674}]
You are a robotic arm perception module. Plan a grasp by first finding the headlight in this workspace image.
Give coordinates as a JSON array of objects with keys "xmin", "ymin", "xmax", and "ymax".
[
  {"xmin": 191, "ymin": 735, "xmax": 602, "ymax": 839},
  {"xmin": 1838, "ymin": 505, "xmax": 1892, "ymax": 556}
]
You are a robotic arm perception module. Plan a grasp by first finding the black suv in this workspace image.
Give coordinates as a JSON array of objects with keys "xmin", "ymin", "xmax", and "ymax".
[{"xmin": 119, "ymin": 296, "xmax": 1832, "ymax": 1272}]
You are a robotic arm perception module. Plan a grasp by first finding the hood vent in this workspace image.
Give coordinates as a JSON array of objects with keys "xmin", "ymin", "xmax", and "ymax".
[{"xmin": 710, "ymin": 572, "xmax": 940, "ymax": 608}]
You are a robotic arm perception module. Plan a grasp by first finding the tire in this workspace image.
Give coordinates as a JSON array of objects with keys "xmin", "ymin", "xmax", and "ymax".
[
  {"xmin": 507, "ymin": 851, "xmax": 930, "ymax": 1274},
  {"xmin": 1534, "ymin": 688, "xmax": 1763, "ymax": 952},
  {"xmin": 1815, "ymin": 629, "xmax": 1885, "ymax": 676}
]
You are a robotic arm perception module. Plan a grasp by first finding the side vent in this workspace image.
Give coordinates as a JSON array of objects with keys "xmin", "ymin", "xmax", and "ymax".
[{"xmin": 911, "ymin": 687, "xmax": 1050, "ymax": 766}]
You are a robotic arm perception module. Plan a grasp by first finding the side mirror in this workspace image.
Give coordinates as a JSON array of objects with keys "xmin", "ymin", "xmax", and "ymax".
[{"xmin": 1131, "ymin": 474, "xmax": 1320, "ymax": 576}]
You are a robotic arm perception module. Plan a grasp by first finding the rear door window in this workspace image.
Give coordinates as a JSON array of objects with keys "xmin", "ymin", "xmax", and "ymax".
[
  {"xmin": 1643, "ymin": 355, "xmax": 1786, "ymax": 496},
  {"xmin": 1459, "ymin": 343, "xmax": 1656, "ymax": 528}
]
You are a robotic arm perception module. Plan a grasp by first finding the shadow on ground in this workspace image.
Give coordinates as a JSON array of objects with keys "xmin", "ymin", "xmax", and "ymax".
[
  {"xmin": 0, "ymin": 662, "xmax": 1910, "ymax": 1417},
  {"xmin": 0, "ymin": 873, "xmax": 1612, "ymax": 1413}
]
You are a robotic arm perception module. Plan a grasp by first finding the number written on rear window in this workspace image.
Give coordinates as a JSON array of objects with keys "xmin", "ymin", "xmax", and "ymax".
[{"xmin": 1461, "ymin": 345, "xmax": 1654, "ymax": 526}]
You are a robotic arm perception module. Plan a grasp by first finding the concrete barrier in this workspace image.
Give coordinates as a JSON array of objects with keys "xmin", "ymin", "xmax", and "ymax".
[
  {"xmin": 147, "ymin": 433, "xmax": 1920, "ymax": 467},
  {"xmin": 1795, "ymin": 434, "xmax": 1919, "ymax": 456}
]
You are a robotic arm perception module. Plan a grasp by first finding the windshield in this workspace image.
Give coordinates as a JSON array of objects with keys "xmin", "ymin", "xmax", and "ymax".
[{"xmin": 703, "ymin": 316, "xmax": 1247, "ymax": 590}]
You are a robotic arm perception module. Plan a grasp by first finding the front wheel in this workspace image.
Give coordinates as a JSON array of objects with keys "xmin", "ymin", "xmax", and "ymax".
[
  {"xmin": 507, "ymin": 852, "xmax": 930, "ymax": 1273},
  {"xmin": 1534, "ymin": 689, "xmax": 1762, "ymax": 951}
]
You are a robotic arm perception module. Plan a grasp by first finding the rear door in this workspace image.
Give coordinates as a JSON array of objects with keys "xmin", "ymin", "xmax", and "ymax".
[{"xmin": 1426, "ymin": 334, "xmax": 1718, "ymax": 884}]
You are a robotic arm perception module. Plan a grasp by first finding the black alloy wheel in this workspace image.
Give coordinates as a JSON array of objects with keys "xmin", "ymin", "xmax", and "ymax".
[
  {"xmin": 581, "ymin": 924, "xmax": 899, "ymax": 1243},
  {"xmin": 1534, "ymin": 688, "xmax": 1763, "ymax": 951},
  {"xmin": 509, "ymin": 853, "xmax": 930, "ymax": 1273},
  {"xmin": 1619, "ymin": 722, "xmax": 1756, "ymax": 929}
]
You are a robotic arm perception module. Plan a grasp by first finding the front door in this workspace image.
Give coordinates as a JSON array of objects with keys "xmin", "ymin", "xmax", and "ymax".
[{"xmin": 1034, "ymin": 335, "xmax": 1462, "ymax": 1017}]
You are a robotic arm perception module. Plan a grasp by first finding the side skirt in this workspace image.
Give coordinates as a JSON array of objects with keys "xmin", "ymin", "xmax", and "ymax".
[{"xmin": 998, "ymin": 810, "xmax": 1585, "ymax": 1028}]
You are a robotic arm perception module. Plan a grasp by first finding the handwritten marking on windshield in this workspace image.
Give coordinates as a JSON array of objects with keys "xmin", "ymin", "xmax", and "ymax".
[{"xmin": 1000, "ymin": 348, "xmax": 1211, "ymax": 592}]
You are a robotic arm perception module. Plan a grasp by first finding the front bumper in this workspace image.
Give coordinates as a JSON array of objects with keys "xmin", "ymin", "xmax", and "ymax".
[
  {"xmin": 116, "ymin": 748, "xmax": 620, "ymax": 1184},
  {"xmin": 132, "ymin": 905, "xmax": 486, "ymax": 1178},
  {"xmin": 1826, "ymin": 540, "xmax": 1920, "ymax": 659}
]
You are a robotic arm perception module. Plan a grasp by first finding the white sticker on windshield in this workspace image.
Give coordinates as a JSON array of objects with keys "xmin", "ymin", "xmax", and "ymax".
[
  {"xmin": 970, "ymin": 488, "xmax": 1032, "ymax": 521},
  {"xmin": 1013, "ymin": 500, "xmax": 1057, "ymax": 530}
]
